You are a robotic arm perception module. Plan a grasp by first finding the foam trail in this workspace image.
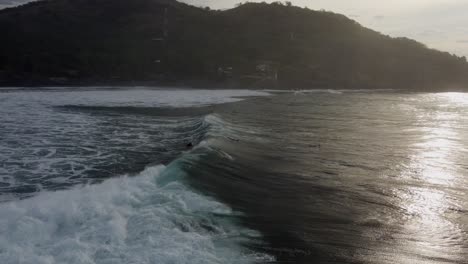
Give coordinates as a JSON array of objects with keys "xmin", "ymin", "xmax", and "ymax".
[
  {"xmin": 0, "ymin": 88, "xmax": 272, "ymax": 198},
  {"xmin": 0, "ymin": 165, "xmax": 272, "ymax": 264}
]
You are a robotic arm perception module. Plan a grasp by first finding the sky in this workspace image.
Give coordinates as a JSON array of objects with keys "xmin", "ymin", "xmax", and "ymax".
[
  {"xmin": 1, "ymin": 0, "xmax": 467, "ymax": 57},
  {"xmin": 183, "ymin": 0, "xmax": 468, "ymax": 57}
]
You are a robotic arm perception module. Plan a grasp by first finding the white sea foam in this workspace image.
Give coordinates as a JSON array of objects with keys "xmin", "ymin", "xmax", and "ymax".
[
  {"xmin": 0, "ymin": 88, "xmax": 273, "ymax": 263},
  {"xmin": 2, "ymin": 88, "xmax": 271, "ymax": 108},
  {"xmin": 0, "ymin": 88, "xmax": 271, "ymax": 197},
  {"xmin": 263, "ymin": 88, "xmax": 395, "ymax": 94},
  {"xmin": 0, "ymin": 164, "xmax": 272, "ymax": 264}
]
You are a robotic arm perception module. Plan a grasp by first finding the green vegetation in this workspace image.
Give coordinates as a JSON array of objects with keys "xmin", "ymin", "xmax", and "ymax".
[{"xmin": 1, "ymin": 0, "xmax": 467, "ymax": 90}]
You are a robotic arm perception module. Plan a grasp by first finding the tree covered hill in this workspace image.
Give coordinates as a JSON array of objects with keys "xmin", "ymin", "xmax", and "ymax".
[{"xmin": 1, "ymin": 0, "xmax": 467, "ymax": 90}]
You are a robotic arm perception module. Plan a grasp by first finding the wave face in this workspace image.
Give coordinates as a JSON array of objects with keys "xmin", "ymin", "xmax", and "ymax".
[
  {"xmin": 0, "ymin": 165, "xmax": 271, "ymax": 264},
  {"xmin": 0, "ymin": 88, "xmax": 269, "ymax": 200},
  {"xmin": 0, "ymin": 88, "xmax": 272, "ymax": 264},
  {"xmin": 3, "ymin": 88, "xmax": 468, "ymax": 264},
  {"xmin": 176, "ymin": 91, "xmax": 468, "ymax": 263}
]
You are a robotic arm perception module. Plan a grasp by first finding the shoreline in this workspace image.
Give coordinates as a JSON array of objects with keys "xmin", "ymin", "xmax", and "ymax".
[{"xmin": 1, "ymin": 79, "xmax": 466, "ymax": 92}]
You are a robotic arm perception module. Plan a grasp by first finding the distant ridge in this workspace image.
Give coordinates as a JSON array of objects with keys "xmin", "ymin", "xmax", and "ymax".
[{"xmin": 0, "ymin": 0, "xmax": 467, "ymax": 90}]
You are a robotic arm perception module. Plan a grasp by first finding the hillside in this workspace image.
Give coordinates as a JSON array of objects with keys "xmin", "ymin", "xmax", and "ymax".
[{"xmin": 1, "ymin": 0, "xmax": 467, "ymax": 90}]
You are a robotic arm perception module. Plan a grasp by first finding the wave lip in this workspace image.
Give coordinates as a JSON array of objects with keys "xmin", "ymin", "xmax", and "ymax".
[
  {"xmin": 0, "ymin": 164, "xmax": 273, "ymax": 264},
  {"xmin": 0, "ymin": 88, "xmax": 272, "ymax": 199}
]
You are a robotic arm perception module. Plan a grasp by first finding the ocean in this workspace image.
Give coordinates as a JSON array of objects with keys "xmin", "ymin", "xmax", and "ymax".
[{"xmin": 1, "ymin": 87, "xmax": 467, "ymax": 264}]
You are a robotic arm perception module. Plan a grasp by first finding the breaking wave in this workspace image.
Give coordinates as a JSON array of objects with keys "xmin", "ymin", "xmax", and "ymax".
[{"xmin": 0, "ymin": 161, "xmax": 273, "ymax": 264}]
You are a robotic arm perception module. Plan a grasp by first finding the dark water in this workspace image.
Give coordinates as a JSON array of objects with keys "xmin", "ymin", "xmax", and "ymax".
[
  {"xmin": 183, "ymin": 91, "xmax": 468, "ymax": 263},
  {"xmin": 1, "ymin": 88, "xmax": 468, "ymax": 264}
]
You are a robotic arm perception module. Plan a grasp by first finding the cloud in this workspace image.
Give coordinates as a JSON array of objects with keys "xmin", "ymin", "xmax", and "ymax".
[
  {"xmin": 0, "ymin": 0, "xmax": 19, "ymax": 4},
  {"xmin": 417, "ymin": 29, "xmax": 444, "ymax": 37},
  {"xmin": 0, "ymin": 0, "xmax": 31, "ymax": 9},
  {"xmin": 373, "ymin": 15, "xmax": 385, "ymax": 20},
  {"xmin": 456, "ymin": 40, "xmax": 468, "ymax": 44}
]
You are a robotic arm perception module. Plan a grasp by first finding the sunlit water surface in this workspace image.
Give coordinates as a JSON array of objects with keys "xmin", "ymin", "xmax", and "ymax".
[{"xmin": 0, "ymin": 88, "xmax": 467, "ymax": 264}]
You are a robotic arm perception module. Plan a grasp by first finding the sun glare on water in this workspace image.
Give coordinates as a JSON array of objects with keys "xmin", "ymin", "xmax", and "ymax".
[
  {"xmin": 393, "ymin": 92, "xmax": 468, "ymax": 263},
  {"xmin": 441, "ymin": 92, "xmax": 468, "ymax": 105}
]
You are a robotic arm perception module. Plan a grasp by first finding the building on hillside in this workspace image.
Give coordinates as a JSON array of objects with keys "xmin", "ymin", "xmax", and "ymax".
[{"xmin": 255, "ymin": 60, "xmax": 279, "ymax": 80}]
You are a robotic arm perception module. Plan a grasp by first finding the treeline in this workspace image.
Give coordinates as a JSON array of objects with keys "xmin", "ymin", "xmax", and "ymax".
[{"xmin": 0, "ymin": 0, "xmax": 467, "ymax": 90}]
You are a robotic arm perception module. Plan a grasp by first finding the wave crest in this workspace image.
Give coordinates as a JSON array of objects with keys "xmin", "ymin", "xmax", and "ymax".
[{"xmin": 0, "ymin": 165, "xmax": 273, "ymax": 264}]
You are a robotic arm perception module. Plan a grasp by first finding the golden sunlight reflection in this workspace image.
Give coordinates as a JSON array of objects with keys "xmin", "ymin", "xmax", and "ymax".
[
  {"xmin": 395, "ymin": 93, "xmax": 466, "ymax": 263},
  {"xmin": 405, "ymin": 112, "xmax": 458, "ymax": 186},
  {"xmin": 440, "ymin": 92, "xmax": 468, "ymax": 105}
]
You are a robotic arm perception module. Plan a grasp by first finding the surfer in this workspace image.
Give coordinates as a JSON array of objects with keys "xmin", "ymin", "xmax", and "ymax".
[{"xmin": 227, "ymin": 136, "xmax": 240, "ymax": 142}]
